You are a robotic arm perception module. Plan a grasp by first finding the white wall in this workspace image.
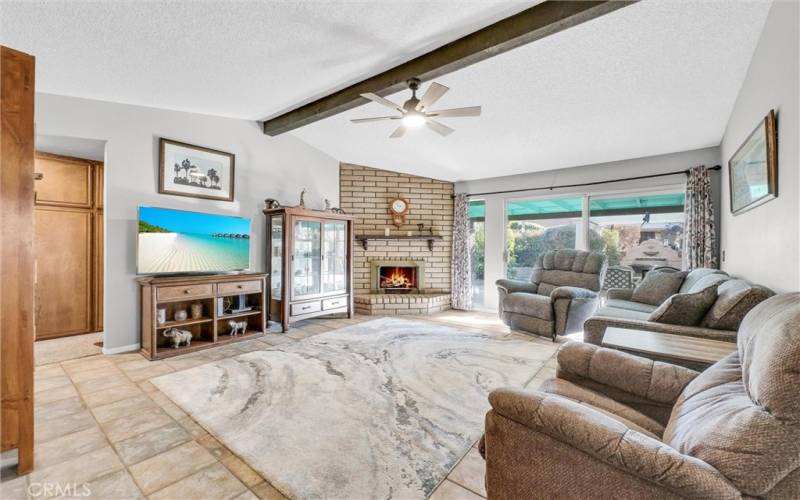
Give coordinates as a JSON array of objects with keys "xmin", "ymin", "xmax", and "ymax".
[
  {"xmin": 35, "ymin": 93, "xmax": 340, "ymax": 351},
  {"xmin": 720, "ymin": 1, "xmax": 800, "ymax": 293},
  {"xmin": 456, "ymin": 147, "xmax": 721, "ymax": 309}
]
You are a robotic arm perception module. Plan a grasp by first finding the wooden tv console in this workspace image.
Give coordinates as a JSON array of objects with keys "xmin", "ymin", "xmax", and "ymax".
[{"xmin": 138, "ymin": 272, "xmax": 267, "ymax": 360}]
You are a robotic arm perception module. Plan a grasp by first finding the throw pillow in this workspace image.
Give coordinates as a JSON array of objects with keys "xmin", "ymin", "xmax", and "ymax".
[
  {"xmin": 701, "ymin": 280, "xmax": 775, "ymax": 330},
  {"xmin": 649, "ymin": 283, "xmax": 719, "ymax": 326},
  {"xmin": 631, "ymin": 270, "xmax": 688, "ymax": 306}
]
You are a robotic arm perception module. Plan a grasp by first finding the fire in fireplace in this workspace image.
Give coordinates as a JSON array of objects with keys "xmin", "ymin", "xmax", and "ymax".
[{"xmin": 379, "ymin": 266, "xmax": 417, "ymax": 292}]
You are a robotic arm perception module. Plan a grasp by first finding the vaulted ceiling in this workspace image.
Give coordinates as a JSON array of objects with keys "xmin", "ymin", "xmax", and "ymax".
[{"xmin": 2, "ymin": 1, "xmax": 771, "ymax": 182}]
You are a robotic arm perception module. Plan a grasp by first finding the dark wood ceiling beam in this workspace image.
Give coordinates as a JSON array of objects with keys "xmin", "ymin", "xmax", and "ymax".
[{"xmin": 262, "ymin": 1, "xmax": 635, "ymax": 136}]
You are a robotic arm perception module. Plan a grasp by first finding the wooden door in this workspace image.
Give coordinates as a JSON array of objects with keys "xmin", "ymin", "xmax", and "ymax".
[
  {"xmin": 34, "ymin": 153, "xmax": 103, "ymax": 339},
  {"xmin": 1, "ymin": 45, "xmax": 35, "ymax": 474}
]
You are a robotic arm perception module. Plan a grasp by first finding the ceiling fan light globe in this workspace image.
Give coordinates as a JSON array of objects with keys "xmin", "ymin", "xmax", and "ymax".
[{"xmin": 402, "ymin": 112, "xmax": 426, "ymax": 128}]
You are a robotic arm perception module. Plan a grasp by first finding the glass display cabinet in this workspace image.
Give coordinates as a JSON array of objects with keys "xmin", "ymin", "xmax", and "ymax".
[{"xmin": 264, "ymin": 204, "xmax": 354, "ymax": 331}]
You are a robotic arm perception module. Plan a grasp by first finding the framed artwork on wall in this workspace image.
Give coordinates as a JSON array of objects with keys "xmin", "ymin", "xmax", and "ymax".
[
  {"xmin": 728, "ymin": 109, "xmax": 777, "ymax": 215},
  {"xmin": 158, "ymin": 138, "xmax": 235, "ymax": 201}
]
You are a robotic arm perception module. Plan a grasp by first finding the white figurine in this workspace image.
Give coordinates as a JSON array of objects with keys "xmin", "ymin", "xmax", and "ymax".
[
  {"xmin": 228, "ymin": 320, "xmax": 248, "ymax": 336},
  {"xmin": 163, "ymin": 328, "xmax": 192, "ymax": 349},
  {"xmin": 299, "ymin": 188, "xmax": 306, "ymax": 208}
]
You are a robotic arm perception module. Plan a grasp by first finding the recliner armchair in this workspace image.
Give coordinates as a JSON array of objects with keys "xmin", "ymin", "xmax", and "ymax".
[
  {"xmin": 481, "ymin": 293, "xmax": 800, "ymax": 499},
  {"xmin": 496, "ymin": 249, "xmax": 607, "ymax": 340}
]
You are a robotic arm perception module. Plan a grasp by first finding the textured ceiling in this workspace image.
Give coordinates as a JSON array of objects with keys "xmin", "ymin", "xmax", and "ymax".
[
  {"xmin": 0, "ymin": 0, "xmax": 534, "ymax": 120},
  {"xmin": 1, "ymin": 1, "xmax": 772, "ymax": 182},
  {"xmin": 293, "ymin": 1, "xmax": 772, "ymax": 181}
]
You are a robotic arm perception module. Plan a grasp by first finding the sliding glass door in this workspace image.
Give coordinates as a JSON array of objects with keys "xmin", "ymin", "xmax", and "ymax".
[
  {"xmin": 504, "ymin": 196, "xmax": 583, "ymax": 280},
  {"xmin": 589, "ymin": 192, "xmax": 686, "ymax": 279}
]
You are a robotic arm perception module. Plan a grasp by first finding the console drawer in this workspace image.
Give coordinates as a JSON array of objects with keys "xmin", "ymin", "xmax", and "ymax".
[
  {"xmin": 291, "ymin": 300, "xmax": 321, "ymax": 316},
  {"xmin": 157, "ymin": 284, "xmax": 214, "ymax": 301},
  {"xmin": 218, "ymin": 280, "xmax": 262, "ymax": 295},
  {"xmin": 323, "ymin": 296, "xmax": 348, "ymax": 310}
]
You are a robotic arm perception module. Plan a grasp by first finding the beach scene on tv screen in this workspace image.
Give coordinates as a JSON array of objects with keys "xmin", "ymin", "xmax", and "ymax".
[{"xmin": 138, "ymin": 207, "xmax": 250, "ymax": 273}]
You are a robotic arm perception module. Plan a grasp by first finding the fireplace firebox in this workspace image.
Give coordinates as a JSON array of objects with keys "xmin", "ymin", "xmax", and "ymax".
[
  {"xmin": 370, "ymin": 260, "xmax": 425, "ymax": 294},
  {"xmin": 379, "ymin": 266, "xmax": 417, "ymax": 293}
]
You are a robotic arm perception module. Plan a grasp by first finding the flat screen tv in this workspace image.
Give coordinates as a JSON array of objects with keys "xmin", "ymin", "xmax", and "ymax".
[{"xmin": 137, "ymin": 206, "xmax": 251, "ymax": 274}]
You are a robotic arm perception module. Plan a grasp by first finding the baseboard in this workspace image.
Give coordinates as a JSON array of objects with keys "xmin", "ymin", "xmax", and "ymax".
[{"xmin": 102, "ymin": 343, "xmax": 141, "ymax": 355}]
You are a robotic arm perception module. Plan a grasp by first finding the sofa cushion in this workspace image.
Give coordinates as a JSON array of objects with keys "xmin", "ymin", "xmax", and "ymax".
[
  {"xmin": 631, "ymin": 270, "xmax": 687, "ymax": 306},
  {"xmin": 684, "ymin": 272, "xmax": 729, "ymax": 294},
  {"xmin": 539, "ymin": 378, "xmax": 665, "ymax": 438},
  {"xmin": 664, "ymin": 294, "xmax": 800, "ymax": 496},
  {"xmin": 701, "ymin": 279, "xmax": 775, "ymax": 330},
  {"xmin": 648, "ymin": 283, "xmax": 719, "ymax": 326},
  {"xmin": 594, "ymin": 305, "xmax": 651, "ymax": 321},
  {"xmin": 603, "ymin": 299, "xmax": 658, "ymax": 314},
  {"xmin": 503, "ymin": 292, "xmax": 553, "ymax": 320},
  {"xmin": 678, "ymin": 268, "xmax": 728, "ymax": 294}
]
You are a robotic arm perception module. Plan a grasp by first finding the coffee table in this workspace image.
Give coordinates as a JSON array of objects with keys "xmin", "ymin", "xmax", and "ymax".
[{"xmin": 601, "ymin": 327, "xmax": 736, "ymax": 370}]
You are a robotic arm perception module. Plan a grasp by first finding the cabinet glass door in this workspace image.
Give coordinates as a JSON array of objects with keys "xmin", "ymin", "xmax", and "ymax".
[
  {"xmin": 293, "ymin": 220, "xmax": 322, "ymax": 298},
  {"xmin": 270, "ymin": 215, "xmax": 283, "ymax": 300},
  {"xmin": 322, "ymin": 221, "xmax": 347, "ymax": 294}
]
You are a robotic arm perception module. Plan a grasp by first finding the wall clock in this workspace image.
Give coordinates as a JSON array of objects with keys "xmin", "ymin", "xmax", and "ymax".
[{"xmin": 389, "ymin": 197, "xmax": 410, "ymax": 227}]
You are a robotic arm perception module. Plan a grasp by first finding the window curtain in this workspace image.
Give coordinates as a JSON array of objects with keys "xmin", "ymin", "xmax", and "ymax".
[
  {"xmin": 451, "ymin": 193, "xmax": 472, "ymax": 310},
  {"xmin": 683, "ymin": 166, "xmax": 718, "ymax": 269}
]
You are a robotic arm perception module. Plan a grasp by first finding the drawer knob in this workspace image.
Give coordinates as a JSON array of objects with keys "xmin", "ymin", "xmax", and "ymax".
[
  {"xmin": 302, "ymin": 305, "xmax": 311, "ymax": 310},
  {"xmin": 237, "ymin": 285, "xmax": 243, "ymax": 289},
  {"xmin": 184, "ymin": 289, "xmax": 190, "ymax": 294}
]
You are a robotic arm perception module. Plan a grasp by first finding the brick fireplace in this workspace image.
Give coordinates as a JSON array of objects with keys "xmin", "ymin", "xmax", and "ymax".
[{"xmin": 339, "ymin": 163, "xmax": 453, "ymax": 315}]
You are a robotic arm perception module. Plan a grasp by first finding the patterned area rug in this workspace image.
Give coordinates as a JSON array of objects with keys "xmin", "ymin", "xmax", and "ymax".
[{"xmin": 152, "ymin": 318, "xmax": 549, "ymax": 499}]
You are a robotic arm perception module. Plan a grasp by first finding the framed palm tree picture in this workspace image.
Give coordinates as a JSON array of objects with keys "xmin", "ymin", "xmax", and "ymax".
[
  {"xmin": 158, "ymin": 138, "xmax": 235, "ymax": 201},
  {"xmin": 728, "ymin": 110, "xmax": 777, "ymax": 215}
]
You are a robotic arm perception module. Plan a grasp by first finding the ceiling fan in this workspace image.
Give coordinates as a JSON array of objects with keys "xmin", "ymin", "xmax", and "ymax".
[{"xmin": 351, "ymin": 78, "xmax": 481, "ymax": 138}]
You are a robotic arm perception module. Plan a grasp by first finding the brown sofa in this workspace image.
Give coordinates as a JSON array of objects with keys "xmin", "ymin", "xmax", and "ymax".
[
  {"xmin": 584, "ymin": 268, "xmax": 774, "ymax": 345},
  {"xmin": 481, "ymin": 293, "xmax": 800, "ymax": 499},
  {"xmin": 496, "ymin": 249, "xmax": 607, "ymax": 341}
]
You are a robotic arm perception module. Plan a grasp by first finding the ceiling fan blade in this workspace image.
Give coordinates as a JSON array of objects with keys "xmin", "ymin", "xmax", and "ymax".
[
  {"xmin": 350, "ymin": 116, "xmax": 400, "ymax": 123},
  {"xmin": 427, "ymin": 106, "xmax": 481, "ymax": 118},
  {"xmin": 389, "ymin": 125, "xmax": 407, "ymax": 138},
  {"xmin": 425, "ymin": 119, "xmax": 454, "ymax": 136},
  {"xmin": 361, "ymin": 93, "xmax": 404, "ymax": 112},
  {"xmin": 416, "ymin": 82, "xmax": 449, "ymax": 111}
]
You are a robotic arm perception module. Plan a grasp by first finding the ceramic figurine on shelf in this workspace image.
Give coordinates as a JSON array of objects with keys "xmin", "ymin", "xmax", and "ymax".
[
  {"xmin": 324, "ymin": 199, "xmax": 332, "ymax": 211},
  {"xmin": 299, "ymin": 189, "xmax": 306, "ymax": 208},
  {"xmin": 228, "ymin": 320, "xmax": 248, "ymax": 336},
  {"xmin": 162, "ymin": 328, "xmax": 192, "ymax": 349},
  {"xmin": 264, "ymin": 198, "xmax": 281, "ymax": 210},
  {"xmin": 174, "ymin": 309, "xmax": 188, "ymax": 321}
]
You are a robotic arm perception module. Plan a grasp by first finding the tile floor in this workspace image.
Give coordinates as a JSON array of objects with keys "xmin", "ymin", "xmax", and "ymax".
[{"xmin": 1, "ymin": 311, "xmax": 563, "ymax": 500}]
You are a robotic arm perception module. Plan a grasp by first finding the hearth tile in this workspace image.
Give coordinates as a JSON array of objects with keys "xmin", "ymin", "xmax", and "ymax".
[
  {"xmin": 233, "ymin": 490, "xmax": 261, "ymax": 500},
  {"xmin": 83, "ymin": 469, "xmax": 143, "ymax": 499},
  {"xmin": 113, "ymin": 422, "xmax": 191, "ymax": 466},
  {"xmin": 128, "ymin": 441, "xmax": 216, "ymax": 494},
  {"xmin": 429, "ymin": 479, "xmax": 485, "ymax": 500},
  {"xmin": 91, "ymin": 394, "xmax": 157, "ymax": 424},
  {"xmin": 82, "ymin": 383, "xmax": 143, "ymax": 407},
  {"xmin": 221, "ymin": 455, "xmax": 264, "ymax": 487},
  {"xmin": 150, "ymin": 463, "xmax": 247, "ymax": 500},
  {"xmin": 447, "ymin": 447, "xmax": 487, "ymax": 497},
  {"xmin": 35, "ymin": 409, "xmax": 95, "ymax": 444},
  {"xmin": 61, "ymin": 357, "xmax": 114, "ymax": 375},
  {"xmin": 101, "ymin": 407, "xmax": 173, "ymax": 443},
  {"xmin": 34, "ymin": 426, "xmax": 107, "ymax": 470},
  {"xmin": 29, "ymin": 445, "xmax": 123, "ymax": 488}
]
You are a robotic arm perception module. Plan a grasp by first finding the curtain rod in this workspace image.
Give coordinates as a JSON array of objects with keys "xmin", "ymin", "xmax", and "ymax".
[{"xmin": 455, "ymin": 165, "xmax": 721, "ymax": 198}]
